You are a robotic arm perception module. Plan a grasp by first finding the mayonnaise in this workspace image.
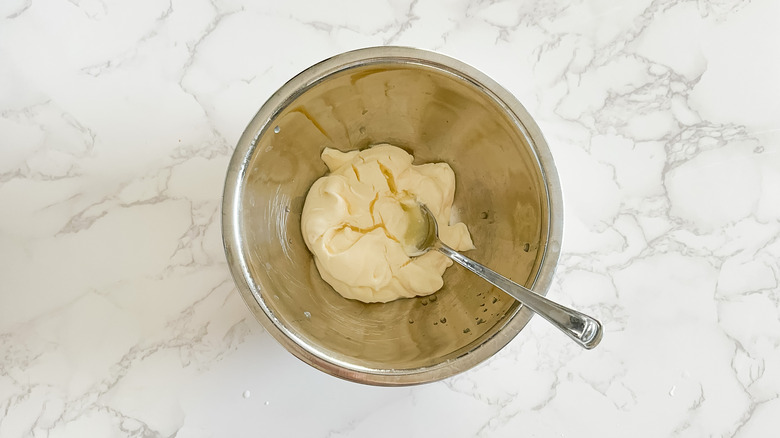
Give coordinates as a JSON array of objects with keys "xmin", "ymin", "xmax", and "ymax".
[{"xmin": 301, "ymin": 144, "xmax": 474, "ymax": 303}]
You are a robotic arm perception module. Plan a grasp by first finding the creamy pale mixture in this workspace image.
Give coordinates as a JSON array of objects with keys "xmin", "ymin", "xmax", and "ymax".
[{"xmin": 301, "ymin": 144, "xmax": 474, "ymax": 303}]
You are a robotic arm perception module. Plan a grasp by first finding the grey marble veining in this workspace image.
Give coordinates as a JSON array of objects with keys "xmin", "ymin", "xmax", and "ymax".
[{"xmin": 1, "ymin": 0, "xmax": 779, "ymax": 436}]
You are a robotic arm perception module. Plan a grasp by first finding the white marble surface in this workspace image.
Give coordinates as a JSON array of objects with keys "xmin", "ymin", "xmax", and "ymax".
[{"xmin": 2, "ymin": 0, "xmax": 779, "ymax": 436}]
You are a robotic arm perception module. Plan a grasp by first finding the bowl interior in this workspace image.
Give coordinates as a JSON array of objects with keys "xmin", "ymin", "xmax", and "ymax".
[{"xmin": 234, "ymin": 57, "xmax": 553, "ymax": 378}]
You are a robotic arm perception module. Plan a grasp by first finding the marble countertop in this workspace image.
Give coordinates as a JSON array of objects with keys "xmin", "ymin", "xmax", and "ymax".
[{"xmin": 2, "ymin": 0, "xmax": 779, "ymax": 436}]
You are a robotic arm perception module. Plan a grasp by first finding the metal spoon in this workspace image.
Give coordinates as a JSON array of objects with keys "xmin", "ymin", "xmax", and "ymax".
[{"xmin": 405, "ymin": 204, "xmax": 603, "ymax": 349}]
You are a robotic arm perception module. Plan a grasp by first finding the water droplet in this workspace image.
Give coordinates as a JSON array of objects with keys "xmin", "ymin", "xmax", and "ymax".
[
  {"xmin": 476, "ymin": 318, "xmax": 486, "ymax": 325},
  {"xmin": 359, "ymin": 127, "xmax": 366, "ymax": 134},
  {"xmin": 433, "ymin": 321, "xmax": 438, "ymax": 325},
  {"xmin": 668, "ymin": 385, "xmax": 676, "ymax": 396},
  {"xmin": 361, "ymin": 109, "xmax": 368, "ymax": 115},
  {"xmin": 284, "ymin": 206, "xmax": 290, "ymax": 213},
  {"xmin": 523, "ymin": 243, "xmax": 530, "ymax": 252},
  {"xmin": 483, "ymin": 308, "xmax": 487, "ymax": 312},
  {"xmin": 480, "ymin": 303, "xmax": 485, "ymax": 307},
  {"xmin": 273, "ymin": 125, "xmax": 280, "ymax": 134},
  {"xmin": 492, "ymin": 297, "xmax": 498, "ymax": 304},
  {"xmin": 429, "ymin": 295, "xmax": 437, "ymax": 302},
  {"xmin": 242, "ymin": 390, "xmax": 251, "ymax": 399},
  {"xmin": 440, "ymin": 317, "xmax": 447, "ymax": 324},
  {"xmin": 421, "ymin": 299, "xmax": 428, "ymax": 306},
  {"xmin": 463, "ymin": 328, "xmax": 471, "ymax": 334},
  {"xmin": 480, "ymin": 211, "xmax": 488, "ymax": 219},
  {"xmin": 264, "ymin": 401, "xmax": 270, "ymax": 406},
  {"xmin": 304, "ymin": 311, "xmax": 311, "ymax": 319},
  {"xmin": 408, "ymin": 319, "xmax": 414, "ymax": 324}
]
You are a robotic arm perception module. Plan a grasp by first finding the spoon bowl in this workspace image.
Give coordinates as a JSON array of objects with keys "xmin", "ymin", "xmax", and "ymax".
[{"xmin": 408, "ymin": 204, "xmax": 603, "ymax": 350}]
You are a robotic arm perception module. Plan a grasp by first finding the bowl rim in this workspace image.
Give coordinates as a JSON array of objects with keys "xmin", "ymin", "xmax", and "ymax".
[{"xmin": 222, "ymin": 46, "xmax": 564, "ymax": 386}]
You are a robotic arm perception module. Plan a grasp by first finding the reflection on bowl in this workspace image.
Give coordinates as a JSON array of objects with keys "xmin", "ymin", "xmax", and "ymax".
[{"xmin": 222, "ymin": 47, "xmax": 563, "ymax": 386}]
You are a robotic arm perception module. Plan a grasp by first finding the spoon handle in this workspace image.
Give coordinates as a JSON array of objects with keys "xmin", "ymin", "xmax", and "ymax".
[{"xmin": 435, "ymin": 241, "xmax": 603, "ymax": 349}]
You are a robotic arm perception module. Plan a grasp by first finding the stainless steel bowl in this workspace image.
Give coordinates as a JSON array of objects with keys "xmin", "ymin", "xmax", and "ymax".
[{"xmin": 222, "ymin": 46, "xmax": 563, "ymax": 386}]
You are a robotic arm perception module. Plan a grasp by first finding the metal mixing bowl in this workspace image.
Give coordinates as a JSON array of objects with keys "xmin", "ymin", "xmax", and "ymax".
[{"xmin": 222, "ymin": 47, "xmax": 563, "ymax": 386}]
